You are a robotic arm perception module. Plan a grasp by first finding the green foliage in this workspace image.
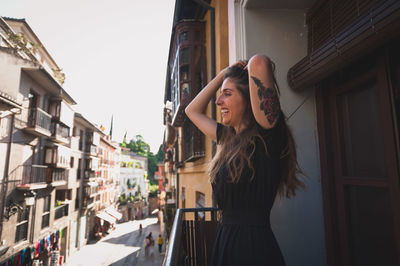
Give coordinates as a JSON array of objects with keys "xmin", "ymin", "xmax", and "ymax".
[
  {"xmin": 156, "ymin": 144, "xmax": 165, "ymax": 162},
  {"xmin": 52, "ymin": 67, "xmax": 66, "ymax": 85},
  {"xmin": 127, "ymin": 179, "xmax": 132, "ymax": 189},
  {"xmin": 149, "ymin": 180, "xmax": 158, "ymax": 186},
  {"xmin": 119, "ymin": 194, "xmax": 127, "ymax": 205},
  {"xmin": 126, "ymin": 135, "xmax": 150, "ymax": 156},
  {"xmin": 147, "ymin": 152, "xmax": 158, "ymax": 179}
]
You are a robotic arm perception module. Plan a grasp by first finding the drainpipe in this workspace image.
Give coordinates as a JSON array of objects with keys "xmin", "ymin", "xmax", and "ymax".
[
  {"xmin": 0, "ymin": 113, "xmax": 15, "ymax": 240},
  {"xmin": 192, "ymin": 0, "xmax": 217, "ymax": 157}
]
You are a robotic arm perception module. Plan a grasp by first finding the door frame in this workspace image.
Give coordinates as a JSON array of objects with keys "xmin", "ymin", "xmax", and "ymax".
[{"xmin": 316, "ymin": 49, "xmax": 400, "ymax": 265}]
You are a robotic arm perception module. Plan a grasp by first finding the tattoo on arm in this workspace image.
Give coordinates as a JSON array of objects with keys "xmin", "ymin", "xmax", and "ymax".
[{"xmin": 251, "ymin": 76, "xmax": 280, "ymax": 124}]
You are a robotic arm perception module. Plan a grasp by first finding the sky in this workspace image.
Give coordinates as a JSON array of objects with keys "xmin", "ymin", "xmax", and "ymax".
[{"xmin": 1, "ymin": 0, "xmax": 175, "ymax": 153}]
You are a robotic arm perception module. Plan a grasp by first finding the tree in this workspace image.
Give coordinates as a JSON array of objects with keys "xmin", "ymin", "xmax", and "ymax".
[
  {"xmin": 156, "ymin": 144, "xmax": 165, "ymax": 162},
  {"xmin": 121, "ymin": 135, "xmax": 160, "ymax": 179},
  {"xmin": 126, "ymin": 135, "xmax": 150, "ymax": 156},
  {"xmin": 147, "ymin": 152, "xmax": 158, "ymax": 179}
]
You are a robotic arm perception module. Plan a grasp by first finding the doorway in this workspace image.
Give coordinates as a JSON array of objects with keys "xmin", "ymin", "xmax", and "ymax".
[{"xmin": 317, "ymin": 47, "xmax": 400, "ymax": 266}]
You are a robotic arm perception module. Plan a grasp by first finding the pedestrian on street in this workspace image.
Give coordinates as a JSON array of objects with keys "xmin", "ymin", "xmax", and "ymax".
[
  {"xmin": 185, "ymin": 55, "xmax": 305, "ymax": 266},
  {"xmin": 144, "ymin": 232, "xmax": 154, "ymax": 257},
  {"xmin": 156, "ymin": 234, "xmax": 164, "ymax": 253}
]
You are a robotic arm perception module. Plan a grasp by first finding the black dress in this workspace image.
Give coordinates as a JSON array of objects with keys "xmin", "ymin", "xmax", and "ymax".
[{"xmin": 210, "ymin": 120, "xmax": 286, "ymax": 266}]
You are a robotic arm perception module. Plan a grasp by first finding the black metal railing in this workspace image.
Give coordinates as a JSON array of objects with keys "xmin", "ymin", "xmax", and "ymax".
[
  {"xmin": 21, "ymin": 165, "xmax": 47, "ymax": 184},
  {"xmin": 84, "ymin": 170, "xmax": 96, "ymax": 179},
  {"xmin": 85, "ymin": 143, "xmax": 97, "ymax": 155},
  {"xmin": 54, "ymin": 204, "xmax": 69, "ymax": 219},
  {"xmin": 51, "ymin": 122, "xmax": 70, "ymax": 139},
  {"xmin": 51, "ymin": 168, "xmax": 68, "ymax": 182},
  {"xmin": 164, "ymin": 207, "xmax": 219, "ymax": 266},
  {"xmin": 83, "ymin": 197, "xmax": 94, "ymax": 208},
  {"xmin": 28, "ymin": 107, "xmax": 52, "ymax": 132}
]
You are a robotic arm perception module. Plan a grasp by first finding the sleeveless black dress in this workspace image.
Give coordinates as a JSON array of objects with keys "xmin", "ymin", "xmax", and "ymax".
[{"xmin": 210, "ymin": 120, "xmax": 286, "ymax": 266}]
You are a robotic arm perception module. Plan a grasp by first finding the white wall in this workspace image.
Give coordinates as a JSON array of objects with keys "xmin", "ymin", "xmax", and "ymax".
[{"xmin": 231, "ymin": 7, "xmax": 327, "ymax": 266}]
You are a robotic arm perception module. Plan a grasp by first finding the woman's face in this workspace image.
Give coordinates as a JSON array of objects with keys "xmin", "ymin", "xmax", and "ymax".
[{"xmin": 216, "ymin": 78, "xmax": 247, "ymax": 131}]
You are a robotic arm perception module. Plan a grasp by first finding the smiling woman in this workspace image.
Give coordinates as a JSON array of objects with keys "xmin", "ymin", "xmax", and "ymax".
[{"xmin": 185, "ymin": 54, "xmax": 305, "ymax": 266}]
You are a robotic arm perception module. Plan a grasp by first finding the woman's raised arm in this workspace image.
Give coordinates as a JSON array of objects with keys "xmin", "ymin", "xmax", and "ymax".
[
  {"xmin": 185, "ymin": 70, "xmax": 225, "ymax": 142},
  {"xmin": 247, "ymin": 55, "xmax": 281, "ymax": 129}
]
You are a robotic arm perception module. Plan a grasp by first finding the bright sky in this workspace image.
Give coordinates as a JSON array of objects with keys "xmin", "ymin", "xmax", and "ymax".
[{"xmin": 1, "ymin": 0, "xmax": 175, "ymax": 153}]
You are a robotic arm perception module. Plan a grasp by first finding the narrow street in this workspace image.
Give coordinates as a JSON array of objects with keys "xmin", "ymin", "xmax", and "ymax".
[{"xmin": 66, "ymin": 217, "xmax": 165, "ymax": 266}]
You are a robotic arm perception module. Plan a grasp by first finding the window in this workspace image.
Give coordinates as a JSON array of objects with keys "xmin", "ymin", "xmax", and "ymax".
[
  {"xmin": 183, "ymin": 119, "xmax": 204, "ymax": 162},
  {"xmin": 41, "ymin": 195, "xmax": 51, "ymax": 228},
  {"xmin": 181, "ymin": 187, "xmax": 186, "ymax": 209},
  {"xmin": 195, "ymin": 191, "xmax": 205, "ymax": 219},
  {"xmin": 169, "ymin": 21, "xmax": 205, "ymax": 127},
  {"xmin": 79, "ymin": 130, "xmax": 84, "ymax": 151},
  {"xmin": 77, "ymin": 159, "xmax": 81, "ymax": 180},
  {"xmin": 70, "ymin": 157, "xmax": 74, "ymax": 168},
  {"xmin": 75, "ymin": 188, "xmax": 80, "ymax": 210},
  {"xmin": 15, "ymin": 206, "xmax": 30, "ymax": 242}
]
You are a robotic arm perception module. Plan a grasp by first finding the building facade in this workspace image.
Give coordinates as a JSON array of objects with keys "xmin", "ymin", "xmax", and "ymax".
[
  {"xmin": 0, "ymin": 17, "xmax": 121, "ymax": 265},
  {"xmin": 119, "ymin": 148, "xmax": 148, "ymax": 200}
]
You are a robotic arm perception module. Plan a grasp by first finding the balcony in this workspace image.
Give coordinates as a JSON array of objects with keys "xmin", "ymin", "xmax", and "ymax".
[
  {"xmin": 48, "ymin": 100, "xmax": 74, "ymax": 129},
  {"xmin": 85, "ymin": 143, "xmax": 98, "ymax": 157},
  {"xmin": 164, "ymin": 208, "xmax": 218, "ymax": 266},
  {"xmin": 54, "ymin": 204, "xmax": 69, "ymax": 220},
  {"xmin": 84, "ymin": 182, "xmax": 99, "ymax": 198},
  {"xmin": 84, "ymin": 169, "xmax": 96, "ymax": 179},
  {"xmin": 85, "ymin": 158, "xmax": 99, "ymax": 172},
  {"xmin": 23, "ymin": 107, "xmax": 52, "ymax": 137},
  {"xmin": 16, "ymin": 165, "xmax": 48, "ymax": 190},
  {"xmin": 51, "ymin": 122, "xmax": 70, "ymax": 145},
  {"xmin": 82, "ymin": 197, "xmax": 95, "ymax": 209},
  {"xmin": 45, "ymin": 145, "xmax": 71, "ymax": 168},
  {"xmin": 47, "ymin": 168, "xmax": 68, "ymax": 186},
  {"xmin": 168, "ymin": 21, "xmax": 205, "ymax": 127},
  {"xmin": 85, "ymin": 131, "xmax": 100, "ymax": 146}
]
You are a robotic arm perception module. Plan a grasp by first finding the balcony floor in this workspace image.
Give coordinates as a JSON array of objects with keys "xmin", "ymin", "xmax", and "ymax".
[
  {"xmin": 23, "ymin": 126, "xmax": 52, "ymax": 137},
  {"xmin": 17, "ymin": 183, "xmax": 48, "ymax": 190}
]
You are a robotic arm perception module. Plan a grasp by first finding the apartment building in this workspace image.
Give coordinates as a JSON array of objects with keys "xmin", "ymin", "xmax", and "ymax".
[
  {"xmin": 0, "ymin": 16, "xmax": 76, "ymax": 264},
  {"xmin": 0, "ymin": 17, "xmax": 121, "ymax": 265},
  {"xmin": 119, "ymin": 148, "xmax": 148, "ymax": 199},
  {"xmin": 164, "ymin": 0, "xmax": 400, "ymax": 265}
]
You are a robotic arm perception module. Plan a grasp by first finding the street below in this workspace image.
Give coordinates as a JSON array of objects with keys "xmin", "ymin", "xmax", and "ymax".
[{"xmin": 66, "ymin": 217, "xmax": 165, "ymax": 266}]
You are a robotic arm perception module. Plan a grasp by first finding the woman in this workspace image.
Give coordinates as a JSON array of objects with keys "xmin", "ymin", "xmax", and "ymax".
[{"xmin": 185, "ymin": 55, "xmax": 305, "ymax": 265}]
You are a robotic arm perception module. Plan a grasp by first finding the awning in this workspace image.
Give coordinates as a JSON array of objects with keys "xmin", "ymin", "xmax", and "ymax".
[
  {"xmin": 96, "ymin": 212, "xmax": 116, "ymax": 224},
  {"xmin": 105, "ymin": 206, "xmax": 122, "ymax": 220}
]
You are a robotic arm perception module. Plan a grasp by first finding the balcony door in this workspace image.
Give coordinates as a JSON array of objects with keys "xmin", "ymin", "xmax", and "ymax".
[{"xmin": 318, "ymin": 49, "xmax": 400, "ymax": 266}]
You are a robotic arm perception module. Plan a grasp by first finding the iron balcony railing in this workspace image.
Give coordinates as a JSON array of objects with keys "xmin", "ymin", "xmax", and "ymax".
[
  {"xmin": 164, "ymin": 207, "xmax": 219, "ymax": 266},
  {"xmin": 54, "ymin": 204, "xmax": 69, "ymax": 219},
  {"xmin": 51, "ymin": 168, "xmax": 68, "ymax": 183},
  {"xmin": 85, "ymin": 143, "xmax": 97, "ymax": 155},
  {"xmin": 51, "ymin": 121, "xmax": 70, "ymax": 139},
  {"xmin": 28, "ymin": 107, "xmax": 52, "ymax": 132},
  {"xmin": 21, "ymin": 165, "xmax": 48, "ymax": 184}
]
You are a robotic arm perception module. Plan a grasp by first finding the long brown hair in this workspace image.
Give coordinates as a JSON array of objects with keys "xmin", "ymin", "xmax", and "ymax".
[{"xmin": 209, "ymin": 64, "xmax": 305, "ymax": 198}]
